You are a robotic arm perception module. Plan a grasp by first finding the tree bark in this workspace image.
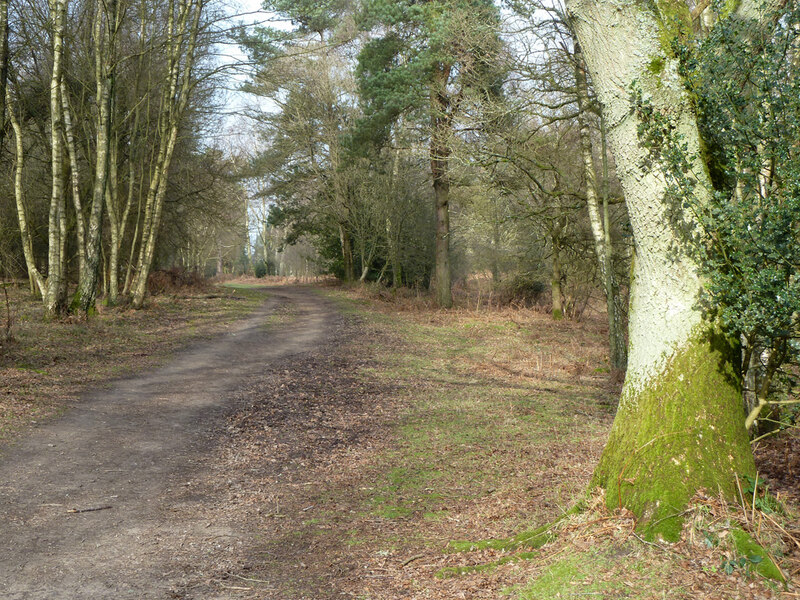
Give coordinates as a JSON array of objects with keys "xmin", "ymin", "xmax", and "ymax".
[
  {"xmin": 7, "ymin": 88, "xmax": 45, "ymax": 297},
  {"xmin": 76, "ymin": 0, "xmax": 117, "ymax": 314},
  {"xmin": 121, "ymin": 2, "xmax": 149, "ymax": 297},
  {"xmin": 60, "ymin": 80, "xmax": 86, "ymax": 279},
  {"xmin": 431, "ymin": 64, "xmax": 453, "ymax": 308},
  {"xmin": 491, "ymin": 202, "xmax": 501, "ymax": 285},
  {"xmin": 106, "ymin": 134, "xmax": 122, "ymax": 303},
  {"xmin": 0, "ymin": 0, "xmax": 9, "ymax": 153},
  {"xmin": 566, "ymin": 0, "xmax": 755, "ymax": 539},
  {"xmin": 45, "ymin": 0, "xmax": 69, "ymax": 318},
  {"xmin": 573, "ymin": 42, "xmax": 627, "ymax": 373},
  {"xmin": 131, "ymin": 0, "xmax": 204, "ymax": 308},
  {"xmin": 550, "ymin": 222, "xmax": 563, "ymax": 320},
  {"xmin": 73, "ymin": 0, "xmax": 118, "ymax": 315}
]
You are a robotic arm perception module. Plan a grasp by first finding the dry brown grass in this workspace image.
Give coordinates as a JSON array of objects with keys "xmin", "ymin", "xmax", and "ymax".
[
  {"xmin": 0, "ymin": 282, "xmax": 265, "ymax": 442},
  {"xmin": 268, "ymin": 286, "xmax": 795, "ymax": 600}
]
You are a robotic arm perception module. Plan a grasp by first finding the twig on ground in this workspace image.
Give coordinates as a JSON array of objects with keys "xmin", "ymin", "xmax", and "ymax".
[
  {"xmin": 67, "ymin": 505, "xmax": 112, "ymax": 513},
  {"xmin": 631, "ymin": 532, "xmax": 686, "ymax": 558},
  {"xmin": 217, "ymin": 584, "xmax": 251, "ymax": 591},
  {"xmin": 760, "ymin": 511, "xmax": 800, "ymax": 551},
  {"xmin": 230, "ymin": 573, "xmax": 273, "ymax": 585},
  {"xmin": 401, "ymin": 553, "xmax": 425, "ymax": 567}
]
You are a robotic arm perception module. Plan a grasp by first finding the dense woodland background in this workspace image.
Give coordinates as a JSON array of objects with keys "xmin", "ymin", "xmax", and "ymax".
[{"xmin": 0, "ymin": 0, "xmax": 631, "ymax": 324}]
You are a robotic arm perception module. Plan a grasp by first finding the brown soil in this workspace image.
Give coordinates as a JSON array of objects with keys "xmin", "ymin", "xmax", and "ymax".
[
  {"xmin": 0, "ymin": 283, "xmax": 263, "ymax": 439},
  {"xmin": 0, "ymin": 287, "xmax": 337, "ymax": 599},
  {"xmin": 755, "ymin": 428, "xmax": 800, "ymax": 508}
]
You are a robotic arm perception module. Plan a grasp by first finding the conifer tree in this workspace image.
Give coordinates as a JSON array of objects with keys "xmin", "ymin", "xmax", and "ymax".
[{"xmin": 356, "ymin": 0, "xmax": 504, "ymax": 307}]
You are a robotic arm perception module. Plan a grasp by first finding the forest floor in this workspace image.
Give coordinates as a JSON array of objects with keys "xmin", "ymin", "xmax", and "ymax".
[
  {"xmin": 0, "ymin": 281, "xmax": 797, "ymax": 599},
  {"xmin": 0, "ymin": 280, "xmax": 267, "ymax": 440}
]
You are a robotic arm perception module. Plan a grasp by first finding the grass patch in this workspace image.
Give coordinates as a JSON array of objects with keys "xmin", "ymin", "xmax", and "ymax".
[
  {"xmin": 303, "ymin": 287, "xmax": 797, "ymax": 599},
  {"xmin": 305, "ymin": 288, "xmax": 617, "ymax": 594},
  {"xmin": 508, "ymin": 541, "xmax": 671, "ymax": 599}
]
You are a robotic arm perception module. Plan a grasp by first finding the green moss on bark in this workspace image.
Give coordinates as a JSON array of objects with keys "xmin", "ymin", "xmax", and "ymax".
[
  {"xmin": 654, "ymin": 0, "xmax": 693, "ymax": 55},
  {"xmin": 592, "ymin": 327, "xmax": 755, "ymax": 541}
]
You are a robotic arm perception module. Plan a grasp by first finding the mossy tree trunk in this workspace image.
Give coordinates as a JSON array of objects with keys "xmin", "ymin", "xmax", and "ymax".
[{"xmin": 564, "ymin": 0, "xmax": 770, "ymax": 539}]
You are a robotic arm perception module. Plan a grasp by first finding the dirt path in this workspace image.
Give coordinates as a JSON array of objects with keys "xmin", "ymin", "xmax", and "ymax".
[{"xmin": 0, "ymin": 286, "xmax": 337, "ymax": 600}]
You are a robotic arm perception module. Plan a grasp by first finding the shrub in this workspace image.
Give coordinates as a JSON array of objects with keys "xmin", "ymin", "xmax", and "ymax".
[
  {"xmin": 497, "ymin": 273, "xmax": 548, "ymax": 307},
  {"xmin": 147, "ymin": 268, "xmax": 207, "ymax": 295}
]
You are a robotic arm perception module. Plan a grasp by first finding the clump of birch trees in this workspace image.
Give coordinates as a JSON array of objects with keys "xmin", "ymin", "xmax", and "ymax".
[{"xmin": 0, "ymin": 0, "xmax": 245, "ymax": 316}]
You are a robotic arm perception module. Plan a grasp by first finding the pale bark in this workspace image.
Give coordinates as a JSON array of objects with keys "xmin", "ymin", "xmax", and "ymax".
[
  {"xmin": 0, "ymin": 0, "xmax": 9, "ymax": 156},
  {"xmin": 566, "ymin": 0, "xmax": 755, "ymax": 538},
  {"xmin": 106, "ymin": 135, "xmax": 121, "ymax": 303},
  {"xmin": 7, "ymin": 88, "xmax": 45, "ymax": 296},
  {"xmin": 60, "ymin": 80, "xmax": 86, "ymax": 278},
  {"xmin": 76, "ymin": 0, "xmax": 117, "ymax": 314},
  {"xmin": 123, "ymin": 160, "xmax": 145, "ymax": 295},
  {"xmin": 122, "ymin": 3, "xmax": 149, "ymax": 297},
  {"xmin": 45, "ymin": 0, "xmax": 69, "ymax": 317},
  {"xmin": 567, "ymin": 0, "xmax": 709, "ymax": 392},
  {"xmin": 131, "ymin": 0, "xmax": 204, "ymax": 308},
  {"xmin": 573, "ymin": 42, "xmax": 627, "ymax": 372}
]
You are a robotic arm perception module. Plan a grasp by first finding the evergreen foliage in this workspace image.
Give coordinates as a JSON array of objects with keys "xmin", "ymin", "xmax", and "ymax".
[
  {"xmin": 354, "ymin": 0, "xmax": 504, "ymax": 149},
  {"xmin": 633, "ymin": 1, "xmax": 800, "ymax": 426}
]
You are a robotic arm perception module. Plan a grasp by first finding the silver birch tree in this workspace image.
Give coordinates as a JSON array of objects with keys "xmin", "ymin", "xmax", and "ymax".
[
  {"xmin": 74, "ymin": 0, "xmax": 119, "ymax": 314},
  {"xmin": 130, "ymin": 0, "xmax": 205, "ymax": 308},
  {"xmin": 44, "ymin": 0, "xmax": 69, "ymax": 317},
  {"xmin": 572, "ymin": 41, "xmax": 627, "ymax": 373}
]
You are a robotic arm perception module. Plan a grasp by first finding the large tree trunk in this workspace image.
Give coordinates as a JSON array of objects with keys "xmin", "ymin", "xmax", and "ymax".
[
  {"xmin": 566, "ymin": 0, "xmax": 756, "ymax": 539},
  {"xmin": 573, "ymin": 42, "xmax": 627, "ymax": 373},
  {"xmin": 432, "ymin": 174, "xmax": 451, "ymax": 307}
]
